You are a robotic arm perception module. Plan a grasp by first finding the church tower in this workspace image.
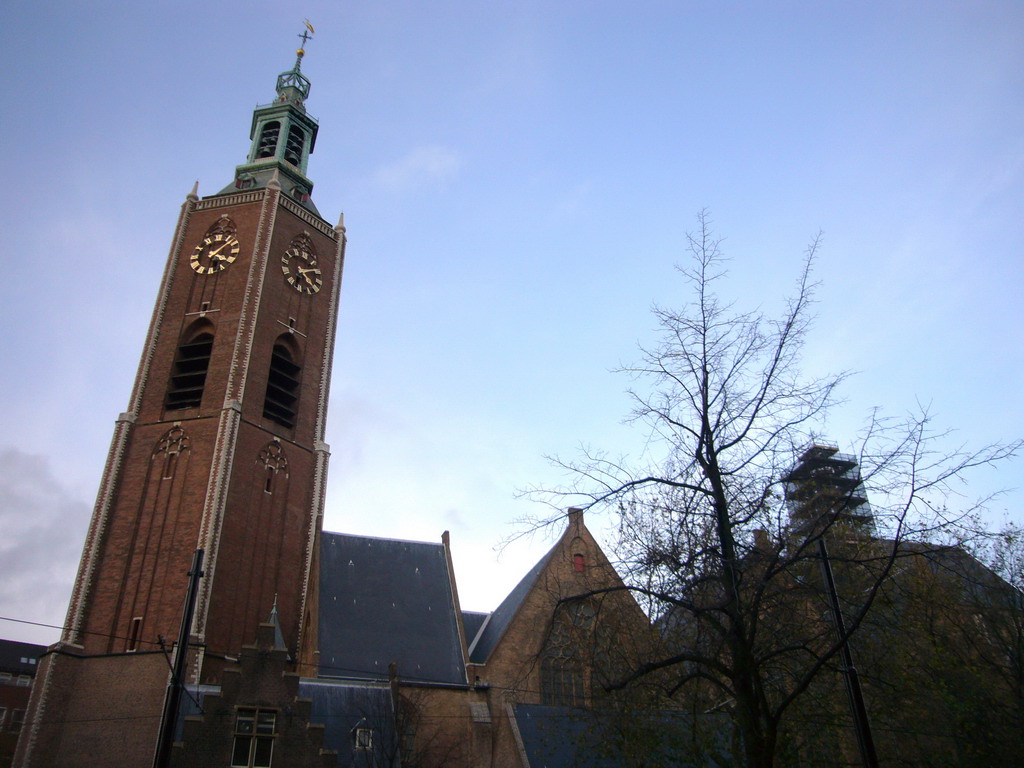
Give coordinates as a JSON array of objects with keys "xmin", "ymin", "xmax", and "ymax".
[{"xmin": 18, "ymin": 35, "xmax": 344, "ymax": 768}]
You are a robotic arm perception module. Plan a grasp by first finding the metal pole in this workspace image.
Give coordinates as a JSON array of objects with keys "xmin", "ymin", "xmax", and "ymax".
[
  {"xmin": 818, "ymin": 538, "xmax": 879, "ymax": 768},
  {"xmin": 153, "ymin": 549, "xmax": 205, "ymax": 768}
]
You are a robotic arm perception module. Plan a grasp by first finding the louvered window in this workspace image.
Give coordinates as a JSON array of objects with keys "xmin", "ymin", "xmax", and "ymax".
[
  {"xmin": 263, "ymin": 344, "xmax": 300, "ymax": 428},
  {"xmin": 256, "ymin": 121, "xmax": 280, "ymax": 159},
  {"xmin": 284, "ymin": 125, "xmax": 305, "ymax": 166},
  {"xmin": 165, "ymin": 332, "xmax": 213, "ymax": 410}
]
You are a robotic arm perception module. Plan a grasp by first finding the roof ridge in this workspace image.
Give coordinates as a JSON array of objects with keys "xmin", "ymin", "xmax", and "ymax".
[
  {"xmin": 468, "ymin": 539, "xmax": 560, "ymax": 664},
  {"xmin": 322, "ymin": 529, "xmax": 445, "ymax": 548}
]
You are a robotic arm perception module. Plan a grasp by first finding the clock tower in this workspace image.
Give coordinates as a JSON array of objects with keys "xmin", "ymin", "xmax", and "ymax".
[{"xmin": 18, "ymin": 38, "xmax": 345, "ymax": 768}]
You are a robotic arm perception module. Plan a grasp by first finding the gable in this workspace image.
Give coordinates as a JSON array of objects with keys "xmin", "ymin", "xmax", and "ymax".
[
  {"xmin": 468, "ymin": 543, "xmax": 556, "ymax": 664},
  {"xmin": 471, "ymin": 510, "xmax": 651, "ymax": 668}
]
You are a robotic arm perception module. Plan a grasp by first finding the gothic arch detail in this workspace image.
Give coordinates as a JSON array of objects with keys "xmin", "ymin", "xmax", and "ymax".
[
  {"xmin": 204, "ymin": 215, "xmax": 237, "ymax": 240},
  {"xmin": 289, "ymin": 232, "xmax": 317, "ymax": 258},
  {"xmin": 153, "ymin": 425, "xmax": 191, "ymax": 480},
  {"xmin": 258, "ymin": 440, "xmax": 289, "ymax": 494}
]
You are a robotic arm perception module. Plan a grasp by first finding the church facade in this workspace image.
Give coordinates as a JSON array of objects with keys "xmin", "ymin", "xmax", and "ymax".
[{"xmin": 15, "ymin": 38, "xmax": 654, "ymax": 768}]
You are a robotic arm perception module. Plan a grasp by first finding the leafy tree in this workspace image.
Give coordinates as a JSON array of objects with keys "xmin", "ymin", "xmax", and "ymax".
[{"xmin": 527, "ymin": 212, "xmax": 1021, "ymax": 768}]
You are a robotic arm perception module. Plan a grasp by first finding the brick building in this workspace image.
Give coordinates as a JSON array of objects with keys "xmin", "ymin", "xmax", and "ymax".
[
  {"xmin": 14, "ymin": 34, "xmax": 657, "ymax": 768},
  {"xmin": 159, "ymin": 508, "xmax": 657, "ymax": 768},
  {"xmin": 0, "ymin": 641, "xmax": 44, "ymax": 768},
  {"xmin": 16, "ymin": 36, "xmax": 343, "ymax": 768}
]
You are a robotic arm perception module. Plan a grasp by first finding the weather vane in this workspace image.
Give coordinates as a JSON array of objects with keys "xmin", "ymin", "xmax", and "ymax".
[{"xmin": 297, "ymin": 19, "xmax": 315, "ymax": 57}]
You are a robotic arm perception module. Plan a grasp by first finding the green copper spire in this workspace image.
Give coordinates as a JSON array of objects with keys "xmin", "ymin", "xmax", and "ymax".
[
  {"xmin": 218, "ymin": 23, "xmax": 321, "ymax": 215},
  {"xmin": 276, "ymin": 26, "xmax": 313, "ymax": 105}
]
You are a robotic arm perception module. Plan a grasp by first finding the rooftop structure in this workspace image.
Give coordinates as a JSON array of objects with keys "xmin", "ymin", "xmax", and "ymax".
[{"xmin": 783, "ymin": 444, "xmax": 876, "ymax": 537}]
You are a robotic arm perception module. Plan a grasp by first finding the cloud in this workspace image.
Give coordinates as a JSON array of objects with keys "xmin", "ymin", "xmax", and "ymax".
[
  {"xmin": 372, "ymin": 145, "xmax": 463, "ymax": 192},
  {"xmin": 0, "ymin": 448, "xmax": 90, "ymax": 645}
]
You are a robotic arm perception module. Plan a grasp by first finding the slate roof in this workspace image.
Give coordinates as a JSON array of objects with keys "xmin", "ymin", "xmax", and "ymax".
[
  {"xmin": 461, "ymin": 611, "xmax": 488, "ymax": 650},
  {"xmin": 300, "ymin": 679, "xmax": 400, "ymax": 767},
  {"xmin": 468, "ymin": 542, "xmax": 556, "ymax": 664},
  {"xmin": 0, "ymin": 638, "xmax": 46, "ymax": 675},
  {"xmin": 319, "ymin": 532, "xmax": 467, "ymax": 685},
  {"xmin": 512, "ymin": 703, "xmax": 731, "ymax": 768}
]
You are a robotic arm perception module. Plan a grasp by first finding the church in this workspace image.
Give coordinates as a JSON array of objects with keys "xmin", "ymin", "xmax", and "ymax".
[{"xmin": 13, "ymin": 35, "xmax": 656, "ymax": 768}]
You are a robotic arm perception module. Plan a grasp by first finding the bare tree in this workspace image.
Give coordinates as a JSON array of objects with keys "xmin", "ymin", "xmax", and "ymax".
[{"xmin": 527, "ymin": 211, "xmax": 1021, "ymax": 768}]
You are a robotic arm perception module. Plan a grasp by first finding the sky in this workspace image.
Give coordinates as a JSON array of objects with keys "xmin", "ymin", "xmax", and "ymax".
[{"xmin": 1, "ymin": 0, "xmax": 1022, "ymax": 646}]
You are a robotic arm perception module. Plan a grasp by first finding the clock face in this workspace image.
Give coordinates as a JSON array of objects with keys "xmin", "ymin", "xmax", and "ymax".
[
  {"xmin": 190, "ymin": 233, "xmax": 240, "ymax": 274},
  {"xmin": 281, "ymin": 245, "xmax": 323, "ymax": 295}
]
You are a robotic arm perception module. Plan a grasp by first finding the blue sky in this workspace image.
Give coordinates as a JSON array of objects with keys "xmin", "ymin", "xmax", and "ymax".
[{"xmin": 1, "ymin": 0, "xmax": 1022, "ymax": 644}]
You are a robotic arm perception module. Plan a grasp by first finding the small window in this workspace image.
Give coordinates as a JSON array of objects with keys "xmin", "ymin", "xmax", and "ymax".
[
  {"xmin": 16, "ymin": 675, "xmax": 30, "ymax": 687},
  {"xmin": 573, "ymin": 553, "xmax": 586, "ymax": 572},
  {"xmin": 354, "ymin": 727, "xmax": 373, "ymax": 750},
  {"xmin": 263, "ymin": 342, "xmax": 301, "ymax": 429},
  {"xmin": 166, "ymin": 332, "xmax": 214, "ymax": 410},
  {"xmin": 232, "ymin": 708, "xmax": 276, "ymax": 768},
  {"xmin": 256, "ymin": 121, "xmax": 280, "ymax": 159},
  {"xmin": 0, "ymin": 671, "xmax": 11, "ymax": 683},
  {"xmin": 127, "ymin": 617, "xmax": 143, "ymax": 652},
  {"xmin": 11, "ymin": 709, "xmax": 25, "ymax": 732}
]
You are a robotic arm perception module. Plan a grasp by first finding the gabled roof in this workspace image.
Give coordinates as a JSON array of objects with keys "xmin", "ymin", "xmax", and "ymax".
[
  {"xmin": 319, "ymin": 532, "xmax": 467, "ymax": 685},
  {"xmin": 468, "ymin": 542, "xmax": 557, "ymax": 664}
]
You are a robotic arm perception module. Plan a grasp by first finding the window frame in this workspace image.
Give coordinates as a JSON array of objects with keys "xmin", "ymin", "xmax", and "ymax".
[{"xmin": 231, "ymin": 707, "xmax": 277, "ymax": 768}]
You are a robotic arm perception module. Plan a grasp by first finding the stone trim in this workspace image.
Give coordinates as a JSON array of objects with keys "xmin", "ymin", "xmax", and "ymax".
[
  {"xmin": 193, "ymin": 400, "xmax": 242, "ymax": 642},
  {"xmin": 195, "ymin": 190, "xmax": 265, "ymax": 211},
  {"xmin": 13, "ymin": 647, "xmax": 61, "ymax": 766},
  {"xmin": 312, "ymin": 220, "xmax": 346, "ymax": 446},
  {"xmin": 62, "ymin": 416, "xmax": 135, "ymax": 646},
  {"xmin": 63, "ymin": 191, "xmax": 196, "ymax": 647},
  {"xmin": 296, "ymin": 217, "xmax": 346, "ymax": 661},
  {"xmin": 280, "ymin": 195, "xmax": 338, "ymax": 240},
  {"xmin": 297, "ymin": 441, "xmax": 330, "ymax": 665}
]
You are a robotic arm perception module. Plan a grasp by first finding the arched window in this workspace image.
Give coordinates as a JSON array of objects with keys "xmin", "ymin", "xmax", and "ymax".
[
  {"xmin": 263, "ymin": 339, "xmax": 301, "ymax": 428},
  {"xmin": 256, "ymin": 121, "xmax": 280, "ymax": 159},
  {"xmin": 540, "ymin": 602, "xmax": 595, "ymax": 707},
  {"xmin": 284, "ymin": 125, "xmax": 305, "ymax": 166},
  {"xmin": 165, "ymin": 329, "xmax": 213, "ymax": 410}
]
